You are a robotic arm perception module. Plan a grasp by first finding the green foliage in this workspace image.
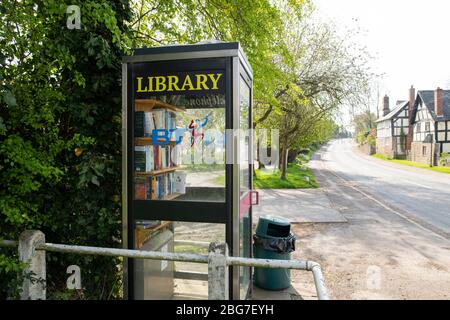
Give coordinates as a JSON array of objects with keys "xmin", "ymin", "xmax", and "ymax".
[
  {"xmin": 366, "ymin": 129, "xmax": 376, "ymax": 147},
  {"xmin": 0, "ymin": 253, "xmax": 26, "ymax": 299},
  {"xmin": 130, "ymin": 0, "xmax": 309, "ymax": 108},
  {"xmin": 0, "ymin": 0, "xmax": 131, "ymax": 299},
  {"xmin": 374, "ymin": 154, "xmax": 450, "ymax": 174},
  {"xmin": 1, "ymin": 0, "xmax": 312, "ymax": 300},
  {"xmin": 439, "ymin": 152, "xmax": 450, "ymax": 167},
  {"xmin": 0, "ymin": 0, "xmax": 366, "ymax": 299},
  {"xmin": 353, "ymin": 112, "xmax": 377, "ymax": 143}
]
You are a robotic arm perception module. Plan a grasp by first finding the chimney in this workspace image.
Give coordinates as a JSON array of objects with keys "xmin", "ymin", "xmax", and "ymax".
[
  {"xmin": 409, "ymin": 85, "xmax": 416, "ymax": 114},
  {"xmin": 435, "ymin": 87, "xmax": 443, "ymax": 117},
  {"xmin": 383, "ymin": 95, "xmax": 390, "ymax": 116},
  {"xmin": 406, "ymin": 85, "xmax": 416, "ymax": 151}
]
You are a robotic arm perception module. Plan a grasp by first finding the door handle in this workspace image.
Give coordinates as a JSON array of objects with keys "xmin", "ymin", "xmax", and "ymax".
[{"xmin": 251, "ymin": 191, "xmax": 259, "ymax": 205}]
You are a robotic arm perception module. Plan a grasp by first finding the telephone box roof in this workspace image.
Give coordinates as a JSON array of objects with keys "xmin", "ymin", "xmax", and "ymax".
[{"xmin": 123, "ymin": 41, "xmax": 252, "ymax": 75}]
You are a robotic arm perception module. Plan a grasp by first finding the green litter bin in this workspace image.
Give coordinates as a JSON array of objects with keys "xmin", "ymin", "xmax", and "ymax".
[{"xmin": 253, "ymin": 215, "xmax": 296, "ymax": 291}]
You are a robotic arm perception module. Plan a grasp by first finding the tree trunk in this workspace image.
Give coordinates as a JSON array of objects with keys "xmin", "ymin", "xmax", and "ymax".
[
  {"xmin": 257, "ymin": 137, "xmax": 265, "ymax": 170},
  {"xmin": 280, "ymin": 133, "xmax": 289, "ymax": 180}
]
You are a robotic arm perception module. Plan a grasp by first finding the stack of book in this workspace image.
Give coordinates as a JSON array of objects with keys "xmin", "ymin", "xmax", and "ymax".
[
  {"xmin": 134, "ymin": 109, "xmax": 177, "ymax": 138},
  {"xmin": 134, "ymin": 101, "xmax": 184, "ymax": 202},
  {"xmin": 134, "ymin": 145, "xmax": 180, "ymax": 172},
  {"xmin": 134, "ymin": 172, "xmax": 179, "ymax": 200}
]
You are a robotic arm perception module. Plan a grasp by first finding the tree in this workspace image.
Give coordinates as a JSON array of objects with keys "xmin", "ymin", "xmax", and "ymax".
[
  {"xmin": 0, "ymin": 0, "xmax": 312, "ymax": 299},
  {"xmin": 353, "ymin": 112, "xmax": 377, "ymax": 145},
  {"xmin": 129, "ymin": 0, "xmax": 308, "ymax": 108},
  {"xmin": 1, "ymin": 0, "xmax": 132, "ymax": 299},
  {"xmin": 255, "ymin": 8, "xmax": 374, "ymax": 179}
]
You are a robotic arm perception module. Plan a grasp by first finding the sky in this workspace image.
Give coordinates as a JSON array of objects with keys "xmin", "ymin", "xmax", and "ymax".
[{"xmin": 315, "ymin": 0, "xmax": 450, "ymax": 117}]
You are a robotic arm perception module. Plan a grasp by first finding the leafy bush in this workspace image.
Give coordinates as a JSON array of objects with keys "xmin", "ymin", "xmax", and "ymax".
[
  {"xmin": 0, "ymin": 0, "xmax": 131, "ymax": 299},
  {"xmin": 440, "ymin": 153, "xmax": 450, "ymax": 167}
]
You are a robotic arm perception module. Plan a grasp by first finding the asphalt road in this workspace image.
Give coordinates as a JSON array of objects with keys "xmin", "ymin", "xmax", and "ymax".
[
  {"xmin": 291, "ymin": 139, "xmax": 450, "ymax": 299},
  {"xmin": 316, "ymin": 139, "xmax": 450, "ymax": 239}
]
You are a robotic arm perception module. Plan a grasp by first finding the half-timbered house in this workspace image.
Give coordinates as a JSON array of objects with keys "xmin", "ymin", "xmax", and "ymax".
[
  {"xmin": 376, "ymin": 96, "xmax": 410, "ymax": 159},
  {"xmin": 410, "ymin": 88, "xmax": 450, "ymax": 165}
]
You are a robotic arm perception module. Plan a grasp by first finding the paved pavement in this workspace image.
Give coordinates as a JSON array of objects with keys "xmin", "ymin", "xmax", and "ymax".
[{"xmin": 253, "ymin": 189, "xmax": 347, "ymax": 224}]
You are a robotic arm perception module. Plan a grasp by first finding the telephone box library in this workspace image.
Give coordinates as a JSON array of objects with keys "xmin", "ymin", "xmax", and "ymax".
[{"xmin": 122, "ymin": 42, "xmax": 257, "ymax": 300}]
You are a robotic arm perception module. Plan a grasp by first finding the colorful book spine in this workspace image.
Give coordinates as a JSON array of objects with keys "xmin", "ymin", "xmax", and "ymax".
[
  {"xmin": 134, "ymin": 177, "xmax": 147, "ymax": 200},
  {"xmin": 144, "ymin": 112, "xmax": 155, "ymax": 137}
]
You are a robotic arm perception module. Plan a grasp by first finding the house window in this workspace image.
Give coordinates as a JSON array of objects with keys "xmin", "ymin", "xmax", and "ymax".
[
  {"xmin": 425, "ymin": 122, "xmax": 430, "ymax": 132},
  {"xmin": 417, "ymin": 123, "xmax": 421, "ymax": 132},
  {"xmin": 422, "ymin": 146, "xmax": 427, "ymax": 156}
]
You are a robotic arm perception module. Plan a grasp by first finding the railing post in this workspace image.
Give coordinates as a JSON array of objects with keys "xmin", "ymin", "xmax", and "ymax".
[
  {"xmin": 18, "ymin": 230, "xmax": 46, "ymax": 300},
  {"xmin": 208, "ymin": 242, "xmax": 229, "ymax": 300}
]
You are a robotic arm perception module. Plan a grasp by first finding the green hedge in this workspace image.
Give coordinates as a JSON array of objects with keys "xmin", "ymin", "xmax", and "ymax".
[{"xmin": 0, "ymin": 0, "xmax": 132, "ymax": 299}]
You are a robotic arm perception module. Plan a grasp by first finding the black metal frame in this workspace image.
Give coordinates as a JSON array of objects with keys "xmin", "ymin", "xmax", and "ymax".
[{"xmin": 238, "ymin": 61, "xmax": 254, "ymax": 300}]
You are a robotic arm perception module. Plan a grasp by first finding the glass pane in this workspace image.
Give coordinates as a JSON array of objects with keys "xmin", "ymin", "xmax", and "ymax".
[
  {"xmin": 133, "ymin": 220, "xmax": 225, "ymax": 300},
  {"xmin": 239, "ymin": 76, "xmax": 250, "ymax": 194},
  {"xmin": 133, "ymin": 89, "xmax": 226, "ymax": 202},
  {"xmin": 239, "ymin": 74, "xmax": 251, "ymax": 299}
]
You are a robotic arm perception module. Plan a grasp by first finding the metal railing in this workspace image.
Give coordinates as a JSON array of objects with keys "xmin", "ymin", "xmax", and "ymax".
[{"xmin": 0, "ymin": 230, "xmax": 329, "ymax": 300}]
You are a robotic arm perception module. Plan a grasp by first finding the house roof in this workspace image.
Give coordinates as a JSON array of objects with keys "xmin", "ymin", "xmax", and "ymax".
[
  {"xmin": 376, "ymin": 100, "xmax": 409, "ymax": 122},
  {"xmin": 417, "ymin": 90, "xmax": 450, "ymax": 121}
]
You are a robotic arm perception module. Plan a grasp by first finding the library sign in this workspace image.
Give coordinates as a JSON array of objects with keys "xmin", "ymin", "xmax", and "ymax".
[{"xmin": 134, "ymin": 71, "xmax": 226, "ymax": 96}]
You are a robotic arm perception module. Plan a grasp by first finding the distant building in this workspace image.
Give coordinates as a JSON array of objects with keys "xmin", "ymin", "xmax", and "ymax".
[
  {"xmin": 410, "ymin": 88, "xmax": 450, "ymax": 165},
  {"xmin": 376, "ymin": 95, "xmax": 410, "ymax": 159}
]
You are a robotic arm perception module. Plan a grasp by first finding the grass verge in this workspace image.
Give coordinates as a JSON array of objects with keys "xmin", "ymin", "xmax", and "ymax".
[
  {"xmin": 254, "ymin": 164, "xmax": 318, "ymax": 189},
  {"xmin": 212, "ymin": 164, "xmax": 318, "ymax": 189},
  {"xmin": 373, "ymin": 154, "xmax": 450, "ymax": 174}
]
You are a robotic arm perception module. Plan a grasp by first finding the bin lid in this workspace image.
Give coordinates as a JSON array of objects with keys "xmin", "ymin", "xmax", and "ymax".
[{"xmin": 255, "ymin": 215, "xmax": 291, "ymax": 238}]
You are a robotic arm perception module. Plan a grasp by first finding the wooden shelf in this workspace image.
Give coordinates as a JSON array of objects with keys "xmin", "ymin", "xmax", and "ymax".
[
  {"xmin": 135, "ymin": 167, "xmax": 179, "ymax": 176},
  {"xmin": 135, "ymin": 221, "xmax": 172, "ymax": 249},
  {"xmin": 135, "ymin": 137, "xmax": 178, "ymax": 146},
  {"xmin": 135, "ymin": 99, "xmax": 185, "ymax": 113},
  {"xmin": 162, "ymin": 193, "xmax": 182, "ymax": 201}
]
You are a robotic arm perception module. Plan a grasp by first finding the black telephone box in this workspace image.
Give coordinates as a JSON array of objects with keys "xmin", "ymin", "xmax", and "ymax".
[{"xmin": 122, "ymin": 42, "xmax": 255, "ymax": 300}]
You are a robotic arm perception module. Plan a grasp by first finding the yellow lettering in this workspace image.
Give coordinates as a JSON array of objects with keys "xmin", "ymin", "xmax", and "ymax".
[
  {"xmin": 181, "ymin": 75, "xmax": 195, "ymax": 91},
  {"xmin": 148, "ymin": 77, "xmax": 154, "ymax": 92},
  {"xmin": 136, "ymin": 77, "xmax": 148, "ymax": 92},
  {"xmin": 139, "ymin": 73, "xmax": 223, "ymax": 93},
  {"xmin": 208, "ymin": 73, "xmax": 223, "ymax": 90},
  {"xmin": 195, "ymin": 74, "xmax": 209, "ymax": 90},
  {"xmin": 167, "ymin": 76, "xmax": 181, "ymax": 92},
  {"xmin": 155, "ymin": 76, "xmax": 167, "ymax": 92}
]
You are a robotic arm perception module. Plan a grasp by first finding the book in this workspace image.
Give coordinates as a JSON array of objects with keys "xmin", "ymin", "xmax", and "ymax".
[
  {"xmin": 145, "ymin": 145, "xmax": 154, "ymax": 172},
  {"xmin": 134, "ymin": 146, "xmax": 146, "ymax": 172},
  {"xmin": 144, "ymin": 112, "xmax": 155, "ymax": 137},
  {"xmin": 150, "ymin": 176, "xmax": 157, "ymax": 200},
  {"xmin": 135, "ymin": 177, "xmax": 147, "ymax": 200},
  {"xmin": 134, "ymin": 112, "xmax": 145, "ymax": 137},
  {"xmin": 153, "ymin": 109, "xmax": 165, "ymax": 129}
]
